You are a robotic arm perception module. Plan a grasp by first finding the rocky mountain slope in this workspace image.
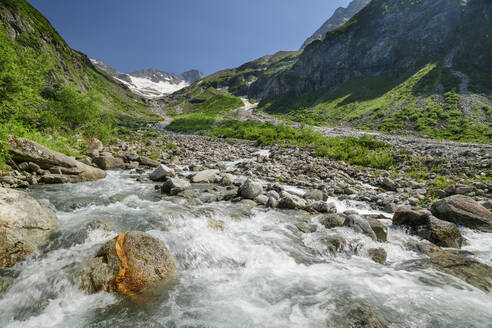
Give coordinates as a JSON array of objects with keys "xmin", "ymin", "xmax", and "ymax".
[
  {"xmin": 91, "ymin": 59, "xmax": 203, "ymax": 98},
  {"xmin": 0, "ymin": 0, "xmax": 159, "ymax": 168},
  {"xmin": 301, "ymin": 0, "xmax": 371, "ymax": 49},
  {"xmin": 162, "ymin": 0, "xmax": 492, "ymax": 143}
]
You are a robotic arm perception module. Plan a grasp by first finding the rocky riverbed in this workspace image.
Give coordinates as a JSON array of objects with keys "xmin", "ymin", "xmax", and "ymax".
[{"xmin": 0, "ymin": 129, "xmax": 491, "ymax": 327}]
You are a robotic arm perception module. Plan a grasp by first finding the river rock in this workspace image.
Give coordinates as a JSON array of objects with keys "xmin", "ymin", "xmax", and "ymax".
[
  {"xmin": 278, "ymin": 194, "xmax": 307, "ymax": 210},
  {"xmin": 238, "ymin": 180, "xmax": 263, "ymax": 200},
  {"xmin": 402, "ymin": 254, "xmax": 492, "ymax": 292},
  {"xmin": 332, "ymin": 302, "xmax": 388, "ymax": 328},
  {"xmin": 343, "ymin": 214, "xmax": 377, "ymax": 240},
  {"xmin": 0, "ymin": 187, "xmax": 58, "ymax": 268},
  {"xmin": 161, "ymin": 177, "xmax": 191, "ymax": 195},
  {"xmin": 364, "ymin": 217, "xmax": 388, "ymax": 242},
  {"xmin": 78, "ymin": 231, "xmax": 176, "ymax": 296},
  {"xmin": 368, "ymin": 248, "xmax": 387, "ymax": 264},
  {"xmin": 431, "ymin": 195, "xmax": 492, "ymax": 232},
  {"xmin": 192, "ymin": 169, "xmax": 219, "ymax": 183},
  {"xmin": 7, "ymin": 136, "xmax": 106, "ymax": 183},
  {"xmin": 303, "ymin": 189, "xmax": 326, "ymax": 201},
  {"xmin": 139, "ymin": 156, "xmax": 160, "ymax": 167},
  {"xmin": 93, "ymin": 156, "xmax": 125, "ymax": 170},
  {"xmin": 311, "ymin": 201, "xmax": 337, "ymax": 214},
  {"xmin": 149, "ymin": 165, "xmax": 175, "ymax": 181},
  {"xmin": 394, "ymin": 206, "xmax": 464, "ymax": 248},
  {"xmin": 319, "ymin": 214, "xmax": 346, "ymax": 229},
  {"xmin": 323, "ymin": 234, "xmax": 347, "ymax": 253}
]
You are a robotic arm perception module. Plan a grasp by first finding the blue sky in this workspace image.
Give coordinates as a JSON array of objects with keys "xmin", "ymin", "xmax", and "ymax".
[{"xmin": 29, "ymin": 0, "xmax": 350, "ymax": 76}]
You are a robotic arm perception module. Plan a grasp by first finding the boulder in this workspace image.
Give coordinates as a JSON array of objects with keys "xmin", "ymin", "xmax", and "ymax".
[
  {"xmin": 139, "ymin": 156, "xmax": 160, "ymax": 167},
  {"xmin": 238, "ymin": 180, "xmax": 263, "ymax": 200},
  {"xmin": 93, "ymin": 156, "xmax": 125, "ymax": 170},
  {"xmin": 278, "ymin": 194, "xmax": 307, "ymax": 210},
  {"xmin": 191, "ymin": 169, "xmax": 219, "ymax": 183},
  {"xmin": 149, "ymin": 165, "xmax": 175, "ymax": 181},
  {"xmin": 319, "ymin": 214, "xmax": 346, "ymax": 229},
  {"xmin": 78, "ymin": 231, "xmax": 175, "ymax": 296},
  {"xmin": 394, "ymin": 206, "xmax": 464, "ymax": 248},
  {"xmin": 161, "ymin": 178, "xmax": 191, "ymax": 195},
  {"xmin": 431, "ymin": 195, "xmax": 492, "ymax": 232},
  {"xmin": 402, "ymin": 254, "xmax": 492, "ymax": 292},
  {"xmin": 0, "ymin": 187, "xmax": 58, "ymax": 268},
  {"xmin": 322, "ymin": 234, "xmax": 347, "ymax": 253},
  {"xmin": 368, "ymin": 248, "xmax": 387, "ymax": 264},
  {"xmin": 364, "ymin": 217, "xmax": 388, "ymax": 242},
  {"xmin": 303, "ymin": 189, "xmax": 326, "ymax": 201},
  {"xmin": 7, "ymin": 136, "xmax": 106, "ymax": 183},
  {"xmin": 343, "ymin": 214, "xmax": 377, "ymax": 240},
  {"xmin": 311, "ymin": 201, "xmax": 337, "ymax": 214}
]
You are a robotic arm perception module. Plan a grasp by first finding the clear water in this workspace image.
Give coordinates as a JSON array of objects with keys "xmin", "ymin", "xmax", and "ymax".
[{"xmin": 0, "ymin": 171, "xmax": 491, "ymax": 328}]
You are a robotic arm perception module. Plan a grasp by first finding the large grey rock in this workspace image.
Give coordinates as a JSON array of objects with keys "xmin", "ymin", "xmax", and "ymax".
[
  {"xmin": 431, "ymin": 195, "xmax": 492, "ymax": 232},
  {"xmin": 238, "ymin": 180, "xmax": 263, "ymax": 200},
  {"xmin": 149, "ymin": 165, "xmax": 175, "ymax": 181},
  {"xmin": 319, "ymin": 214, "xmax": 345, "ymax": 229},
  {"xmin": 93, "ymin": 156, "xmax": 125, "ymax": 170},
  {"xmin": 161, "ymin": 178, "xmax": 191, "ymax": 195},
  {"xmin": 139, "ymin": 156, "xmax": 160, "ymax": 167},
  {"xmin": 303, "ymin": 189, "xmax": 327, "ymax": 201},
  {"xmin": 394, "ymin": 206, "xmax": 465, "ymax": 248},
  {"xmin": 7, "ymin": 136, "xmax": 106, "ymax": 183},
  {"xmin": 78, "ymin": 231, "xmax": 176, "ymax": 296},
  {"xmin": 401, "ymin": 254, "xmax": 492, "ymax": 292},
  {"xmin": 343, "ymin": 214, "xmax": 377, "ymax": 240},
  {"xmin": 0, "ymin": 187, "xmax": 58, "ymax": 268},
  {"xmin": 192, "ymin": 169, "xmax": 219, "ymax": 183},
  {"xmin": 278, "ymin": 194, "xmax": 307, "ymax": 210},
  {"xmin": 364, "ymin": 217, "xmax": 388, "ymax": 243}
]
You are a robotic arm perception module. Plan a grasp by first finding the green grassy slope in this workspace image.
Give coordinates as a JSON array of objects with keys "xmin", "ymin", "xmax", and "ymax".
[{"xmin": 0, "ymin": 0, "xmax": 160, "ymax": 167}]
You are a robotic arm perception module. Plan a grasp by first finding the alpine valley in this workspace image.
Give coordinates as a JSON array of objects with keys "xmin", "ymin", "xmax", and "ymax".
[{"xmin": 0, "ymin": 0, "xmax": 491, "ymax": 327}]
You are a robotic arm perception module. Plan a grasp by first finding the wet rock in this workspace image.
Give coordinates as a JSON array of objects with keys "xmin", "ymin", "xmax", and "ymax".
[
  {"xmin": 240, "ymin": 199, "xmax": 257, "ymax": 207},
  {"xmin": 311, "ymin": 201, "xmax": 337, "ymax": 214},
  {"xmin": 0, "ymin": 187, "xmax": 58, "ymax": 268},
  {"xmin": 343, "ymin": 214, "xmax": 377, "ymax": 240},
  {"xmin": 191, "ymin": 169, "xmax": 219, "ymax": 183},
  {"xmin": 295, "ymin": 222, "xmax": 317, "ymax": 234},
  {"xmin": 255, "ymin": 194, "xmax": 269, "ymax": 205},
  {"xmin": 322, "ymin": 234, "xmax": 347, "ymax": 253},
  {"xmin": 149, "ymin": 165, "xmax": 175, "ymax": 181},
  {"xmin": 368, "ymin": 248, "xmax": 387, "ymax": 264},
  {"xmin": 402, "ymin": 254, "xmax": 492, "ymax": 292},
  {"xmin": 364, "ymin": 217, "xmax": 388, "ymax": 242},
  {"xmin": 331, "ymin": 302, "xmax": 388, "ymax": 328},
  {"xmin": 394, "ymin": 206, "xmax": 464, "ymax": 248},
  {"xmin": 266, "ymin": 197, "xmax": 279, "ymax": 208},
  {"xmin": 78, "ymin": 231, "xmax": 176, "ymax": 296},
  {"xmin": 319, "ymin": 214, "xmax": 346, "ymax": 229},
  {"xmin": 7, "ymin": 136, "xmax": 106, "ymax": 183},
  {"xmin": 220, "ymin": 174, "xmax": 234, "ymax": 186},
  {"xmin": 303, "ymin": 189, "xmax": 327, "ymax": 201},
  {"xmin": 161, "ymin": 178, "xmax": 191, "ymax": 196},
  {"xmin": 238, "ymin": 180, "xmax": 263, "ymax": 200},
  {"xmin": 431, "ymin": 195, "xmax": 492, "ymax": 232},
  {"xmin": 139, "ymin": 156, "xmax": 160, "ymax": 167},
  {"xmin": 93, "ymin": 156, "xmax": 125, "ymax": 170},
  {"xmin": 278, "ymin": 193, "xmax": 307, "ymax": 210},
  {"xmin": 39, "ymin": 174, "xmax": 70, "ymax": 184}
]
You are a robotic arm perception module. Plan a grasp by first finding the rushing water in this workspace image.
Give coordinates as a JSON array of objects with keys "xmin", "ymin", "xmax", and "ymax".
[{"xmin": 0, "ymin": 170, "xmax": 491, "ymax": 327}]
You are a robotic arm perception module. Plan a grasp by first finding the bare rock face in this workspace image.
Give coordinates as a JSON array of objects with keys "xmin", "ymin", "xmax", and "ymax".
[
  {"xmin": 431, "ymin": 195, "xmax": 492, "ymax": 232},
  {"xmin": 0, "ymin": 187, "xmax": 58, "ymax": 268},
  {"xmin": 7, "ymin": 136, "xmax": 106, "ymax": 183},
  {"xmin": 78, "ymin": 231, "xmax": 176, "ymax": 297}
]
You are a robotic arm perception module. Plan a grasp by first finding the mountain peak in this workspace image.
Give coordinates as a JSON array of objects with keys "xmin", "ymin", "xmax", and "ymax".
[
  {"xmin": 301, "ymin": 0, "xmax": 371, "ymax": 49},
  {"xmin": 91, "ymin": 59, "xmax": 204, "ymax": 98}
]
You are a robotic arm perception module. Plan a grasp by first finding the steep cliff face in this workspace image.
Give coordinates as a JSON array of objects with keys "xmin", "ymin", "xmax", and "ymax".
[
  {"xmin": 268, "ymin": 0, "xmax": 465, "ymax": 98},
  {"xmin": 301, "ymin": 0, "xmax": 371, "ymax": 50}
]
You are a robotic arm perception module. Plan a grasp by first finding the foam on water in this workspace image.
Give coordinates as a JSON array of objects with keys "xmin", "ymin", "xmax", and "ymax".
[{"xmin": 0, "ymin": 171, "xmax": 491, "ymax": 327}]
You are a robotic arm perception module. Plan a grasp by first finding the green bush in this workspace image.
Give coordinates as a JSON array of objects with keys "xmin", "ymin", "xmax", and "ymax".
[
  {"xmin": 166, "ymin": 114, "xmax": 217, "ymax": 132},
  {"xmin": 207, "ymin": 121, "xmax": 394, "ymax": 169}
]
